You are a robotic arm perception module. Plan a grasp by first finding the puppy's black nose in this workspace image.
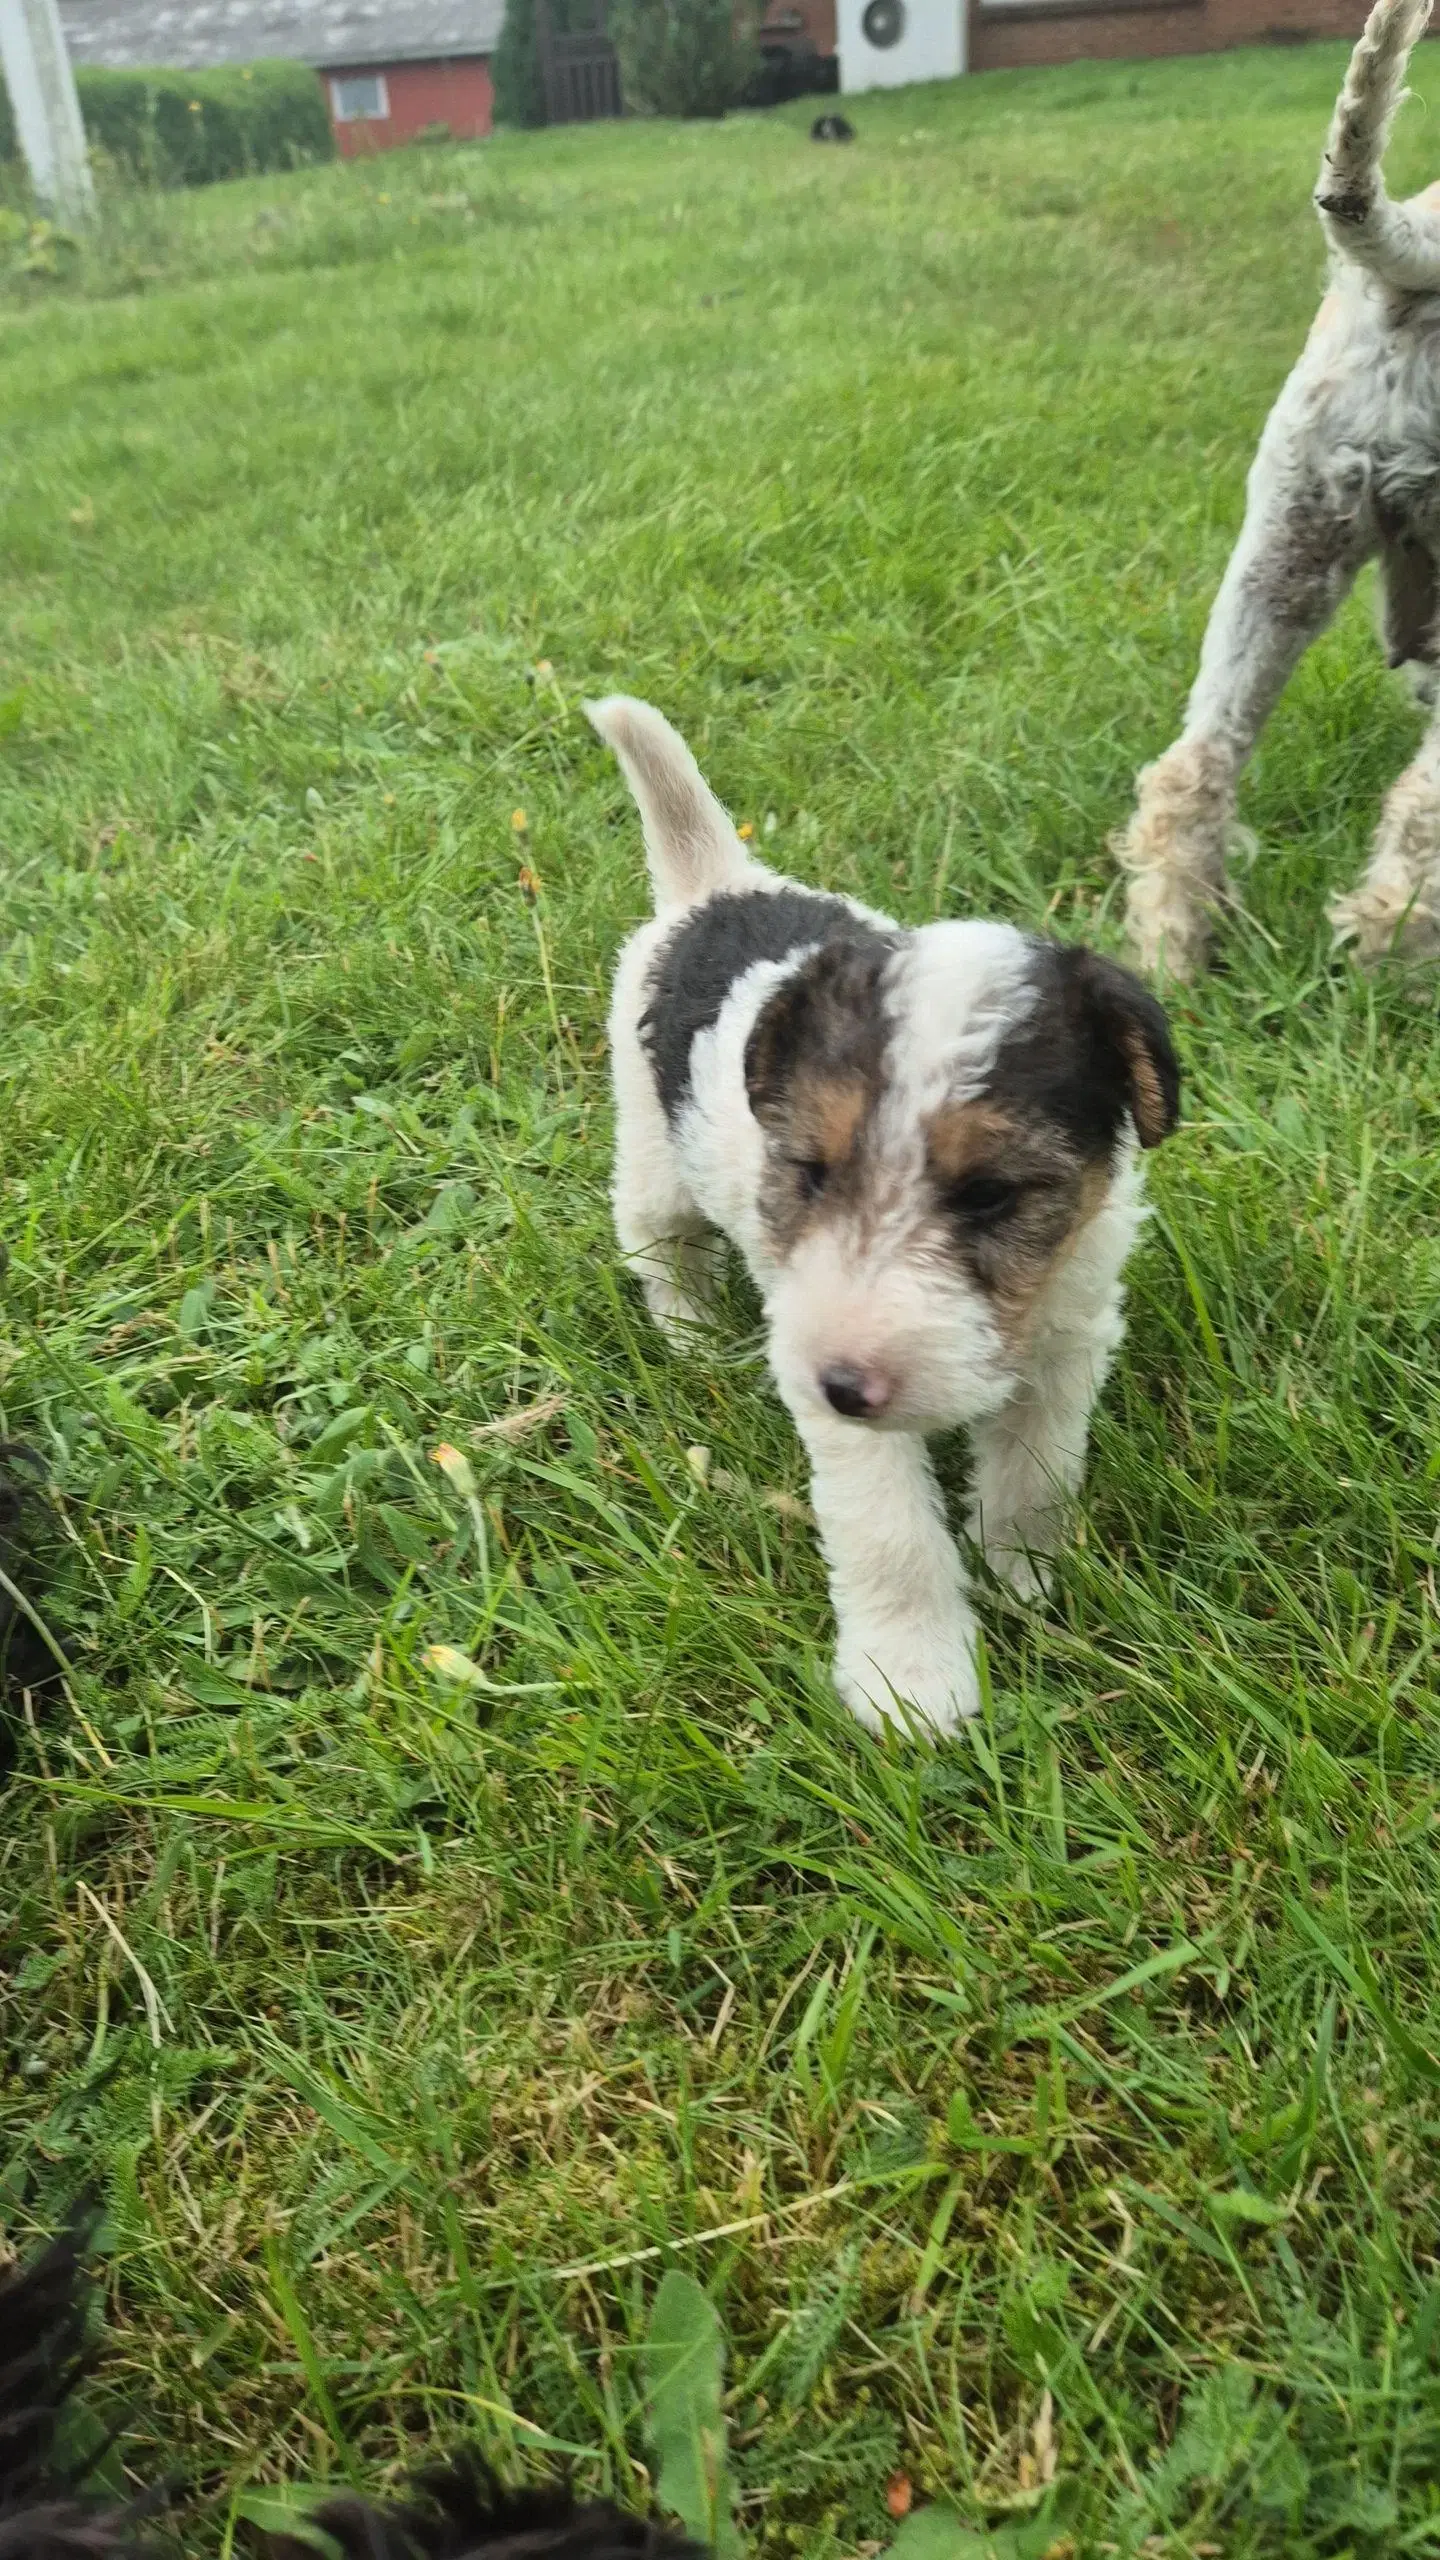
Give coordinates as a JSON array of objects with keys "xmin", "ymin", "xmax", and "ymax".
[{"xmin": 820, "ymin": 1363, "xmax": 890, "ymax": 1419}]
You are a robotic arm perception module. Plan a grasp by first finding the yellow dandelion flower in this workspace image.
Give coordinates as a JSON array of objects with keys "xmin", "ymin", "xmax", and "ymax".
[
  {"xmin": 431, "ymin": 1442, "xmax": 478, "ymax": 1501},
  {"xmin": 424, "ymin": 1644, "xmax": 484, "ymax": 1688}
]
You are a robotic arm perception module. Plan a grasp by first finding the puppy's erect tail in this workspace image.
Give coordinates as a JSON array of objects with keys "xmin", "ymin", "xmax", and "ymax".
[
  {"xmin": 1316, "ymin": 0, "xmax": 1440, "ymax": 290},
  {"xmin": 584, "ymin": 696, "xmax": 754, "ymax": 915}
]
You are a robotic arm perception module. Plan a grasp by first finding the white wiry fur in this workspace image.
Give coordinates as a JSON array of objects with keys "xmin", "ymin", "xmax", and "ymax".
[
  {"xmin": 1115, "ymin": 0, "xmax": 1440, "ymax": 974},
  {"xmin": 591, "ymin": 696, "xmax": 1165, "ymax": 1741}
]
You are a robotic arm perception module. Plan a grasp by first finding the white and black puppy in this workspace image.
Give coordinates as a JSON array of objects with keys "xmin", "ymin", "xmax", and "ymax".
[{"xmin": 589, "ymin": 698, "xmax": 1180, "ymax": 1739}]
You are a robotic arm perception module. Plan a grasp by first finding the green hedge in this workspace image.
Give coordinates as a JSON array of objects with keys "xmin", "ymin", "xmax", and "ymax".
[{"xmin": 0, "ymin": 57, "xmax": 334, "ymax": 184}]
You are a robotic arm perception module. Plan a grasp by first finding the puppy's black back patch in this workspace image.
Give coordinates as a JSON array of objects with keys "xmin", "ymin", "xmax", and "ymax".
[{"xmin": 641, "ymin": 889, "xmax": 866, "ymax": 1120}]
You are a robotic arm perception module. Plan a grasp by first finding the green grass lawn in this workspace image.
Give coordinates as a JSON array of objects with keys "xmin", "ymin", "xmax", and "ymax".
[{"xmin": 6, "ymin": 44, "xmax": 1440, "ymax": 2557}]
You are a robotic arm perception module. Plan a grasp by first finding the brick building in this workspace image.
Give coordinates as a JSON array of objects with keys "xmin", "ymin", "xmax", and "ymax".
[
  {"xmin": 777, "ymin": 0, "xmax": 1376, "ymax": 82},
  {"xmin": 58, "ymin": 0, "xmax": 503, "ymax": 153},
  {"xmin": 54, "ymin": 0, "xmax": 1388, "ymax": 158}
]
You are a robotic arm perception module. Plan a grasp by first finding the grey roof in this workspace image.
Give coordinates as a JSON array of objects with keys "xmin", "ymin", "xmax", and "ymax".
[{"xmin": 58, "ymin": 0, "xmax": 504, "ymax": 71}]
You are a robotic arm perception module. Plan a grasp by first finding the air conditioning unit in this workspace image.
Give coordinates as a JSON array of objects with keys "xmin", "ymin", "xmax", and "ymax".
[{"xmin": 837, "ymin": 0, "xmax": 965, "ymax": 91}]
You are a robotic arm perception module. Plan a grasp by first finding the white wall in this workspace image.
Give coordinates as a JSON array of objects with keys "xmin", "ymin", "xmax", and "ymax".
[
  {"xmin": 837, "ymin": 0, "xmax": 964, "ymax": 92},
  {"xmin": 0, "ymin": 0, "xmax": 93, "ymax": 219}
]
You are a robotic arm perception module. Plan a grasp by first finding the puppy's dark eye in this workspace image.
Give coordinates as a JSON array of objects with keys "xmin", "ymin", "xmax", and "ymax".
[
  {"xmin": 948, "ymin": 1175, "xmax": 1021, "ymax": 1224},
  {"xmin": 793, "ymin": 1159, "xmax": 830, "ymax": 1202}
]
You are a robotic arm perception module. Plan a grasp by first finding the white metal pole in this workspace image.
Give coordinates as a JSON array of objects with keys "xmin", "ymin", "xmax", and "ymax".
[{"xmin": 0, "ymin": 0, "xmax": 94, "ymax": 222}]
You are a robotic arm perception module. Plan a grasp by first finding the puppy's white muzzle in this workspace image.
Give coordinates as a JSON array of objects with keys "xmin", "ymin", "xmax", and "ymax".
[{"xmin": 766, "ymin": 1233, "xmax": 1016, "ymax": 1435}]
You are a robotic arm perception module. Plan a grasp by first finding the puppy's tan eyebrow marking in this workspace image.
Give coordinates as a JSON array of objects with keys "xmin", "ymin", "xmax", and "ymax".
[
  {"xmin": 925, "ymin": 1100, "xmax": 1023, "ymax": 1184},
  {"xmin": 791, "ymin": 1071, "xmax": 869, "ymax": 1165}
]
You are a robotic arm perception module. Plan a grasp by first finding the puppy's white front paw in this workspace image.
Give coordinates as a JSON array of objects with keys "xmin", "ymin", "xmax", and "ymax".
[
  {"xmin": 642, "ymin": 1234, "xmax": 723, "ymax": 1346},
  {"xmin": 833, "ymin": 1621, "xmax": 979, "ymax": 1739},
  {"xmin": 967, "ymin": 1518, "xmax": 1055, "ymax": 1603},
  {"xmin": 643, "ymin": 1278, "xmax": 710, "ymax": 1346},
  {"xmin": 988, "ymin": 1549, "xmax": 1054, "ymax": 1603}
]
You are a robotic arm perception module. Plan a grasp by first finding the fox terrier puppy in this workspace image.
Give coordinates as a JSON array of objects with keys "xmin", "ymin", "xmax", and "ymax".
[
  {"xmin": 590, "ymin": 698, "xmax": 1180, "ymax": 1738},
  {"xmin": 1117, "ymin": 0, "xmax": 1440, "ymax": 976}
]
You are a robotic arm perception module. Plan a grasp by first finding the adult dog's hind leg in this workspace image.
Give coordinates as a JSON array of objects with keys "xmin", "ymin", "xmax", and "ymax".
[
  {"xmin": 1377, "ymin": 522, "xmax": 1440, "ymax": 675},
  {"xmin": 1331, "ymin": 659, "xmax": 1440, "ymax": 961},
  {"xmin": 1118, "ymin": 450, "xmax": 1370, "ymax": 977}
]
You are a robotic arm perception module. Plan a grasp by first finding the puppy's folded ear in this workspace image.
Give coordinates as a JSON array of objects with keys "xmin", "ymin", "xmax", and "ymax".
[
  {"xmin": 743, "ymin": 940, "xmax": 888, "ymax": 1126},
  {"xmin": 743, "ymin": 971, "xmax": 812, "ymax": 1124},
  {"xmin": 1073, "ymin": 951, "xmax": 1181, "ymax": 1149}
]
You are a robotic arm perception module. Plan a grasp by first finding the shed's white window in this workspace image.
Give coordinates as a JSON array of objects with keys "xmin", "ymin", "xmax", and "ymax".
[{"xmin": 331, "ymin": 72, "xmax": 388, "ymax": 119}]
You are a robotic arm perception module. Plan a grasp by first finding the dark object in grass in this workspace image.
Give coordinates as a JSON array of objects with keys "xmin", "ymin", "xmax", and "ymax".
[
  {"xmin": 0, "ymin": 2217, "xmax": 708, "ymax": 2560},
  {"xmin": 298, "ymin": 2465, "xmax": 708, "ymax": 2560},
  {"xmin": 0, "ymin": 1445, "xmax": 63, "ymax": 1764},
  {"xmin": 810, "ymin": 113, "xmax": 854, "ymax": 142},
  {"xmin": 0, "ymin": 2207, "xmax": 147, "ymax": 2560},
  {"xmin": 0, "ymin": 2215, "xmax": 92, "ymax": 2504}
]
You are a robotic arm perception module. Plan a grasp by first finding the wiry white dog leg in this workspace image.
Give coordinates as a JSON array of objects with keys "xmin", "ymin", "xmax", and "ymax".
[
  {"xmin": 967, "ymin": 1337, "xmax": 1113, "ymax": 1600},
  {"xmin": 612, "ymin": 1111, "xmax": 717, "ymax": 1344},
  {"xmin": 1117, "ymin": 448, "xmax": 1370, "ymax": 977},
  {"xmin": 795, "ymin": 1412, "xmax": 979, "ymax": 1736},
  {"xmin": 1116, "ymin": 734, "xmax": 1239, "ymax": 983},
  {"xmin": 1331, "ymin": 701, "xmax": 1440, "ymax": 960},
  {"xmin": 966, "ymin": 1175, "xmax": 1137, "ymax": 1596}
]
